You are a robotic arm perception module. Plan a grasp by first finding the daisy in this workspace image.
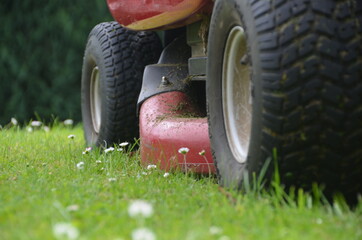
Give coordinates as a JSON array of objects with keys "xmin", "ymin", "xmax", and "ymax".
[
  {"xmin": 66, "ymin": 205, "xmax": 79, "ymax": 212},
  {"xmin": 108, "ymin": 177, "xmax": 117, "ymax": 182},
  {"xmin": 53, "ymin": 222, "xmax": 79, "ymax": 240},
  {"xmin": 76, "ymin": 162, "xmax": 84, "ymax": 170},
  {"xmin": 68, "ymin": 134, "xmax": 76, "ymax": 139},
  {"xmin": 128, "ymin": 200, "xmax": 153, "ymax": 218},
  {"xmin": 104, "ymin": 147, "xmax": 115, "ymax": 153},
  {"xmin": 199, "ymin": 150, "xmax": 206, "ymax": 156},
  {"xmin": 147, "ymin": 164, "xmax": 157, "ymax": 170},
  {"xmin": 209, "ymin": 226, "xmax": 223, "ymax": 235},
  {"xmin": 11, "ymin": 118, "xmax": 18, "ymax": 125},
  {"xmin": 178, "ymin": 147, "xmax": 189, "ymax": 154},
  {"xmin": 31, "ymin": 121, "xmax": 42, "ymax": 127},
  {"xmin": 64, "ymin": 119, "xmax": 74, "ymax": 126},
  {"xmin": 132, "ymin": 228, "xmax": 156, "ymax": 240},
  {"xmin": 119, "ymin": 142, "xmax": 129, "ymax": 147},
  {"xmin": 82, "ymin": 147, "xmax": 92, "ymax": 155}
]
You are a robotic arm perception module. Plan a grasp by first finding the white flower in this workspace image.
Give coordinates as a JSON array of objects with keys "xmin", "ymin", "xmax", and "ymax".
[
  {"xmin": 132, "ymin": 228, "xmax": 156, "ymax": 240},
  {"xmin": 218, "ymin": 236, "xmax": 230, "ymax": 240},
  {"xmin": 119, "ymin": 142, "xmax": 129, "ymax": 147},
  {"xmin": 31, "ymin": 121, "xmax": 42, "ymax": 127},
  {"xmin": 53, "ymin": 222, "xmax": 79, "ymax": 240},
  {"xmin": 43, "ymin": 126, "xmax": 50, "ymax": 132},
  {"xmin": 82, "ymin": 147, "xmax": 92, "ymax": 155},
  {"xmin": 96, "ymin": 160, "xmax": 102, "ymax": 164},
  {"xmin": 66, "ymin": 204, "xmax": 79, "ymax": 212},
  {"xmin": 178, "ymin": 147, "xmax": 190, "ymax": 154},
  {"xmin": 76, "ymin": 162, "xmax": 84, "ymax": 170},
  {"xmin": 11, "ymin": 118, "xmax": 18, "ymax": 125},
  {"xmin": 316, "ymin": 218, "xmax": 323, "ymax": 224},
  {"xmin": 68, "ymin": 134, "xmax": 76, "ymax": 139},
  {"xmin": 26, "ymin": 126, "xmax": 33, "ymax": 132},
  {"xmin": 141, "ymin": 172, "xmax": 148, "ymax": 176},
  {"xmin": 128, "ymin": 200, "xmax": 153, "ymax": 218},
  {"xmin": 117, "ymin": 148, "xmax": 123, "ymax": 152},
  {"xmin": 147, "ymin": 164, "xmax": 157, "ymax": 170},
  {"xmin": 64, "ymin": 119, "xmax": 74, "ymax": 126},
  {"xmin": 108, "ymin": 177, "xmax": 117, "ymax": 182},
  {"xmin": 163, "ymin": 172, "xmax": 170, "ymax": 178},
  {"xmin": 209, "ymin": 226, "xmax": 223, "ymax": 235},
  {"xmin": 104, "ymin": 147, "xmax": 115, "ymax": 153},
  {"xmin": 199, "ymin": 150, "xmax": 206, "ymax": 156}
]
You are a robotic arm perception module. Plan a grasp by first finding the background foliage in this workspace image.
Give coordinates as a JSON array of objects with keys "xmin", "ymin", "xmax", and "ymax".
[{"xmin": 0, "ymin": 0, "xmax": 112, "ymax": 125}]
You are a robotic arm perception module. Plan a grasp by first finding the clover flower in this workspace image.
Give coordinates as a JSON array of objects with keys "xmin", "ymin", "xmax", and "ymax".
[
  {"xmin": 76, "ymin": 162, "xmax": 84, "ymax": 170},
  {"xmin": 95, "ymin": 160, "xmax": 102, "ymax": 164},
  {"xmin": 26, "ymin": 126, "xmax": 33, "ymax": 132},
  {"xmin": 104, "ymin": 147, "xmax": 115, "ymax": 153},
  {"xmin": 53, "ymin": 222, "xmax": 79, "ymax": 240},
  {"xmin": 163, "ymin": 172, "xmax": 170, "ymax": 178},
  {"xmin": 178, "ymin": 147, "xmax": 189, "ymax": 154},
  {"xmin": 132, "ymin": 228, "xmax": 156, "ymax": 240},
  {"xmin": 128, "ymin": 200, "xmax": 153, "ymax": 218}
]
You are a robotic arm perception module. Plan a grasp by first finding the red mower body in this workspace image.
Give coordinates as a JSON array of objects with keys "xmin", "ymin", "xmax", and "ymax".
[
  {"xmin": 107, "ymin": 0, "xmax": 212, "ymax": 30},
  {"xmin": 139, "ymin": 91, "xmax": 215, "ymax": 173}
]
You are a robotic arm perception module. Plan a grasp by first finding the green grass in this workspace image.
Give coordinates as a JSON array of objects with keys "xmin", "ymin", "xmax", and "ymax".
[{"xmin": 0, "ymin": 124, "xmax": 361, "ymax": 240}]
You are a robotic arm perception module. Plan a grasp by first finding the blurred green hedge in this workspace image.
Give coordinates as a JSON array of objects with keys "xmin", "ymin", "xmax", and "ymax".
[{"xmin": 0, "ymin": 0, "xmax": 112, "ymax": 125}]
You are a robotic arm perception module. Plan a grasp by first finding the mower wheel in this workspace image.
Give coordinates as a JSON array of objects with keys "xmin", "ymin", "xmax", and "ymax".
[
  {"xmin": 207, "ymin": 0, "xmax": 362, "ymax": 198},
  {"xmin": 81, "ymin": 22, "xmax": 162, "ymax": 147}
]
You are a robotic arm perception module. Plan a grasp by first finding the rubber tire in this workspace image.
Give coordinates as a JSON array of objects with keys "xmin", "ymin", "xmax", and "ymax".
[
  {"xmin": 207, "ymin": 0, "xmax": 362, "ymax": 198},
  {"xmin": 81, "ymin": 22, "xmax": 162, "ymax": 147}
]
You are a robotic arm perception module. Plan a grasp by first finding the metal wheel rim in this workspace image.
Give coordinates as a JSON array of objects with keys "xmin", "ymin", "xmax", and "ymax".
[
  {"xmin": 222, "ymin": 26, "xmax": 252, "ymax": 164},
  {"xmin": 90, "ymin": 66, "xmax": 101, "ymax": 134}
]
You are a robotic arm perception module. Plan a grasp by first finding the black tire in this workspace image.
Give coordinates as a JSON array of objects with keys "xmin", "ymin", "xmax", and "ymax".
[
  {"xmin": 207, "ymin": 0, "xmax": 362, "ymax": 198},
  {"xmin": 81, "ymin": 22, "xmax": 162, "ymax": 147}
]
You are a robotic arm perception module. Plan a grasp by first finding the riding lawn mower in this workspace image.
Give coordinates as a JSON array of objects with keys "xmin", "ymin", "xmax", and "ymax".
[{"xmin": 81, "ymin": 0, "xmax": 362, "ymax": 200}]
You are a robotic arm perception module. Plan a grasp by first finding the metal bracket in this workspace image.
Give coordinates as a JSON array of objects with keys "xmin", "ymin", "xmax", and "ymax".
[{"xmin": 137, "ymin": 36, "xmax": 191, "ymax": 111}]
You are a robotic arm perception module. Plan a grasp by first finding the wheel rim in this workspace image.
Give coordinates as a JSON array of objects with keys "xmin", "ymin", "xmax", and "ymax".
[
  {"xmin": 222, "ymin": 26, "xmax": 252, "ymax": 164},
  {"xmin": 90, "ymin": 66, "xmax": 101, "ymax": 134}
]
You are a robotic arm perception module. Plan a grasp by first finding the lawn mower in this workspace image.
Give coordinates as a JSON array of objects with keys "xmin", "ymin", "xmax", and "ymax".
[{"xmin": 81, "ymin": 0, "xmax": 362, "ymax": 200}]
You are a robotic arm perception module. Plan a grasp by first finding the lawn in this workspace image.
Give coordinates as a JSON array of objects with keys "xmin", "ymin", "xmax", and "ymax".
[{"xmin": 0, "ymin": 122, "xmax": 361, "ymax": 240}]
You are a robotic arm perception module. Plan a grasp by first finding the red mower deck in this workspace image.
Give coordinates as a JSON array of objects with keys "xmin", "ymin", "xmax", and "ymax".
[{"xmin": 139, "ymin": 91, "xmax": 215, "ymax": 174}]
